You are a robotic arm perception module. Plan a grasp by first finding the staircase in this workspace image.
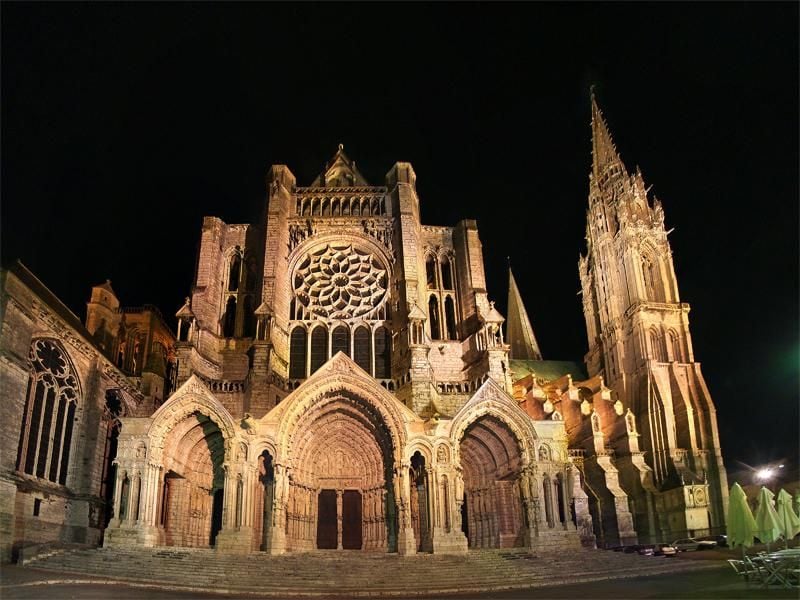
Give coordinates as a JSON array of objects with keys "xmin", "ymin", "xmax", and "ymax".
[{"xmin": 21, "ymin": 546, "xmax": 715, "ymax": 596}]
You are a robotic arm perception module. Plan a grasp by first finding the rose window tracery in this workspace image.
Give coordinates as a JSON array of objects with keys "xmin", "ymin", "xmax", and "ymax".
[{"xmin": 293, "ymin": 244, "xmax": 388, "ymax": 319}]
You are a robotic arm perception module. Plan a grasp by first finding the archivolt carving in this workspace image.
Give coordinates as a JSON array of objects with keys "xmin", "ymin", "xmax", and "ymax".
[
  {"xmin": 450, "ymin": 379, "xmax": 537, "ymax": 464},
  {"xmin": 148, "ymin": 376, "xmax": 238, "ymax": 448},
  {"xmin": 274, "ymin": 356, "xmax": 412, "ymax": 457}
]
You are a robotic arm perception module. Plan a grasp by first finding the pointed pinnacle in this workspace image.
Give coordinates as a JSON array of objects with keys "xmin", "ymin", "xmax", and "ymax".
[{"xmin": 591, "ymin": 93, "xmax": 623, "ymax": 179}]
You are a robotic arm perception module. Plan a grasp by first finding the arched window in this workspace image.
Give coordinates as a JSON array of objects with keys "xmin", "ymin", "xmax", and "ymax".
[
  {"xmin": 440, "ymin": 256, "xmax": 454, "ymax": 290},
  {"xmin": 222, "ymin": 297, "xmax": 237, "ymax": 338},
  {"xmin": 309, "ymin": 326, "xmax": 328, "ymax": 375},
  {"xmin": 374, "ymin": 327, "xmax": 391, "ymax": 379},
  {"xmin": 426, "ymin": 255, "xmax": 438, "ymax": 289},
  {"xmin": 649, "ymin": 329, "xmax": 665, "ymax": 362},
  {"xmin": 641, "ymin": 253, "xmax": 663, "ymax": 302},
  {"xmin": 228, "ymin": 254, "xmax": 242, "ymax": 292},
  {"xmin": 17, "ymin": 339, "xmax": 80, "ymax": 485},
  {"xmin": 444, "ymin": 296, "xmax": 457, "ymax": 340},
  {"xmin": 353, "ymin": 327, "xmax": 371, "ymax": 374},
  {"xmin": 428, "ymin": 295, "xmax": 441, "ymax": 340},
  {"xmin": 668, "ymin": 330, "xmax": 682, "ymax": 362},
  {"xmin": 331, "ymin": 325, "xmax": 349, "ymax": 358},
  {"xmin": 289, "ymin": 328, "xmax": 307, "ymax": 378}
]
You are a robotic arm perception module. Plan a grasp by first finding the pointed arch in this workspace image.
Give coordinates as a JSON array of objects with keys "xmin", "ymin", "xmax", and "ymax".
[
  {"xmin": 289, "ymin": 326, "xmax": 308, "ymax": 379},
  {"xmin": 17, "ymin": 338, "xmax": 82, "ymax": 485},
  {"xmin": 149, "ymin": 377, "xmax": 238, "ymax": 458},
  {"xmin": 425, "ymin": 254, "xmax": 438, "ymax": 289},
  {"xmin": 428, "ymin": 295, "xmax": 441, "ymax": 340},
  {"xmin": 449, "ymin": 379, "xmax": 538, "ymax": 461}
]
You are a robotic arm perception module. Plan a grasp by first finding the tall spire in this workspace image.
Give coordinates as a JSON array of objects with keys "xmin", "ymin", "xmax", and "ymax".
[
  {"xmin": 591, "ymin": 90, "xmax": 624, "ymax": 179},
  {"xmin": 506, "ymin": 268, "xmax": 543, "ymax": 361}
]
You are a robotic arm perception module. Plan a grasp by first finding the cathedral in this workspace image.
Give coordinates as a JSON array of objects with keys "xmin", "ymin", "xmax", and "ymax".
[{"xmin": 0, "ymin": 97, "xmax": 728, "ymax": 562}]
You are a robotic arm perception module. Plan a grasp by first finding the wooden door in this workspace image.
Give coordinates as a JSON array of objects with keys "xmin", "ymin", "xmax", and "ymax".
[
  {"xmin": 317, "ymin": 489, "xmax": 337, "ymax": 549},
  {"xmin": 342, "ymin": 490, "xmax": 362, "ymax": 550}
]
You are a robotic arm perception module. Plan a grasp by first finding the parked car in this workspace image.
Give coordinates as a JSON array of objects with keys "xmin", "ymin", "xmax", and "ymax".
[
  {"xmin": 699, "ymin": 534, "xmax": 728, "ymax": 548},
  {"xmin": 635, "ymin": 544, "xmax": 655, "ymax": 556},
  {"xmin": 654, "ymin": 543, "xmax": 677, "ymax": 557},
  {"xmin": 671, "ymin": 537, "xmax": 717, "ymax": 552}
]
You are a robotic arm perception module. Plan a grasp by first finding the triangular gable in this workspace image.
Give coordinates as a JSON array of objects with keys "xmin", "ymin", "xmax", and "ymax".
[
  {"xmin": 265, "ymin": 351, "xmax": 420, "ymax": 426},
  {"xmin": 149, "ymin": 374, "xmax": 237, "ymax": 441},
  {"xmin": 449, "ymin": 378, "xmax": 539, "ymax": 457},
  {"xmin": 310, "ymin": 144, "xmax": 370, "ymax": 187}
]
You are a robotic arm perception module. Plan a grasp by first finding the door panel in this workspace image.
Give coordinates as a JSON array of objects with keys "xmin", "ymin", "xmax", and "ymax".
[
  {"xmin": 342, "ymin": 490, "xmax": 362, "ymax": 550},
  {"xmin": 317, "ymin": 489, "xmax": 337, "ymax": 549}
]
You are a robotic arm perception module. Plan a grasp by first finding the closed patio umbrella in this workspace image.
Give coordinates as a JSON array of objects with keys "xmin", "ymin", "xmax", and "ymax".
[
  {"xmin": 775, "ymin": 488, "xmax": 800, "ymax": 548},
  {"xmin": 727, "ymin": 482, "xmax": 757, "ymax": 557},
  {"xmin": 753, "ymin": 486, "xmax": 782, "ymax": 550}
]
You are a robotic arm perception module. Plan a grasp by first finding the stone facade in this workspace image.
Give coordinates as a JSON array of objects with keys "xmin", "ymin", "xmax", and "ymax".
[
  {"xmin": 0, "ymin": 100, "xmax": 728, "ymax": 563},
  {"xmin": 0, "ymin": 268, "xmax": 173, "ymax": 562}
]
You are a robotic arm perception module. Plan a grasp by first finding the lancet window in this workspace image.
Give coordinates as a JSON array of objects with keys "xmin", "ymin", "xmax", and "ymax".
[
  {"xmin": 221, "ymin": 247, "xmax": 257, "ymax": 338},
  {"xmin": 424, "ymin": 250, "xmax": 460, "ymax": 340},
  {"xmin": 287, "ymin": 323, "xmax": 393, "ymax": 380},
  {"xmin": 16, "ymin": 339, "xmax": 80, "ymax": 486}
]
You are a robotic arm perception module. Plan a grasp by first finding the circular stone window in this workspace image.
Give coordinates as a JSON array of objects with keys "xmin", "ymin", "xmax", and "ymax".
[{"xmin": 293, "ymin": 244, "xmax": 388, "ymax": 320}]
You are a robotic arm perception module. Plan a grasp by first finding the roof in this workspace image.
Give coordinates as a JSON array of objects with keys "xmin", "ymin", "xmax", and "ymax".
[
  {"xmin": 509, "ymin": 359, "xmax": 588, "ymax": 383},
  {"xmin": 94, "ymin": 279, "xmax": 117, "ymax": 296},
  {"xmin": 310, "ymin": 144, "xmax": 370, "ymax": 187},
  {"xmin": 6, "ymin": 260, "xmax": 91, "ymax": 338}
]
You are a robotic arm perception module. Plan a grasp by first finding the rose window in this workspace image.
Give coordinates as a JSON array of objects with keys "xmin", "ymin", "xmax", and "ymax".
[{"xmin": 293, "ymin": 244, "xmax": 388, "ymax": 319}]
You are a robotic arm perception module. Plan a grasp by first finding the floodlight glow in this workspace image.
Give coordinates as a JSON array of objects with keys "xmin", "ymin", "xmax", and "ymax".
[{"xmin": 756, "ymin": 468, "xmax": 774, "ymax": 481}]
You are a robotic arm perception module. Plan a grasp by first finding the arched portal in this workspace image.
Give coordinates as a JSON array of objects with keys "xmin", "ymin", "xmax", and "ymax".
[
  {"xmin": 284, "ymin": 391, "xmax": 397, "ymax": 552},
  {"xmin": 459, "ymin": 414, "xmax": 525, "ymax": 548},
  {"xmin": 159, "ymin": 412, "xmax": 225, "ymax": 548}
]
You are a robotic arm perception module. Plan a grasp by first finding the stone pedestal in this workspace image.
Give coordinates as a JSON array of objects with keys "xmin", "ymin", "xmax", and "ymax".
[
  {"xmin": 430, "ymin": 528, "xmax": 468, "ymax": 554},
  {"xmin": 215, "ymin": 527, "xmax": 254, "ymax": 554},
  {"xmin": 103, "ymin": 526, "xmax": 141, "ymax": 548},
  {"xmin": 396, "ymin": 528, "xmax": 417, "ymax": 556}
]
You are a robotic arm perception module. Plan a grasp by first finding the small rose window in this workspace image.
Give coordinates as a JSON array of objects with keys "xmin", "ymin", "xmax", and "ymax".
[{"xmin": 293, "ymin": 244, "xmax": 388, "ymax": 319}]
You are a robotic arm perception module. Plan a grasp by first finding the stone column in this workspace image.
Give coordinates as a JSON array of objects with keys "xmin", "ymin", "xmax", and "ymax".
[
  {"xmin": 108, "ymin": 467, "xmax": 125, "ymax": 529},
  {"xmin": 265, "ymin": 464, "xmax": 287, "ymax": 554},
  {"xmin": 519, "ymin": 470, "xmax": 537, "ymax": 548},
  {"xmin": 216, "ymin": 462, "xmax": 254, "ymax": 554},
  {"xmin": 394, "ymin": 464, "xmax": 416, "ymax": 555},
  {"xmin": 136, "ymin": 462, "xmax": 162, "ymax": 546}
]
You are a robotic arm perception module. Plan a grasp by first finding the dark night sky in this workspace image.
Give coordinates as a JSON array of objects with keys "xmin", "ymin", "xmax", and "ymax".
[{"xmin": 2, "ymin": 3, "xmax": 798, "ymax": 477}]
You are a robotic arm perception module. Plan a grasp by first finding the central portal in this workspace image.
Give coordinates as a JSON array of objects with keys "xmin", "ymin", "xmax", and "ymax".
[{"xmin": 284, "ymin": 389, "xmax": 398, "ymax": 552}]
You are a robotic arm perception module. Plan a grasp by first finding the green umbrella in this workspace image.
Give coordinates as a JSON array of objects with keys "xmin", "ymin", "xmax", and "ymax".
[
  {"xmin": 775, "ymin": 488, "xmax": 800, "ymax": 548},
  {"xmin": 753, "ymin": 486, "xmax": 782, "ymax": 550},
  {"xmin": 727, "ymin": 482, "xmax": 757, "ymax": 556}
]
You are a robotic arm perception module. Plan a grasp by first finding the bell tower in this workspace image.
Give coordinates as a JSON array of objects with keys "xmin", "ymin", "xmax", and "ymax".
[{"xmin": 579, "ymin": 93, "xmax": 728, "ymax": 541}]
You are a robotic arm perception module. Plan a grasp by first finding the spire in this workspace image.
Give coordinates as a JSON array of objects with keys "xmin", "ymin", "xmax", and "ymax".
[
  {"xmin": 506, "ymin": 268, "xmax": 543, "ymax": 360},
  {"xmin": 591, "ymin": 91, "xmax": 624, "ymax": 180}
]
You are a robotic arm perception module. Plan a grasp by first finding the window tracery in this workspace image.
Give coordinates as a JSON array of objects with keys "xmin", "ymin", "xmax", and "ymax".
[
  {"xmin": 17, "ymin": 339, "xmax": 80, "ymax": 485},
  {"xmin": 292, "ymin": 244, "xmax": 388, "ymax": 320}
]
